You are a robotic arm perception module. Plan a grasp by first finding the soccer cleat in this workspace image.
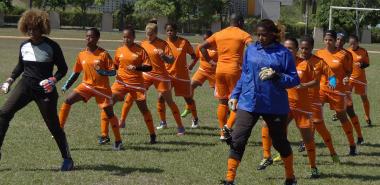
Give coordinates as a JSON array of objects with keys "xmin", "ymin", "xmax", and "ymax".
[
  {"xmin": 220, "ymin": 180, "xmax": 235, "ymax": 185},
  {"xmin": 177, "ymin": 127, "xmax": 186, "ymax": 136},
  {"xmin": 331, "ymin": 154, "xmax": 340, "ymax": 163},
  {"xmin": 272, "ymin": 152, "xmax": 282, "ymax": 162},
  {"xmin": 180, "ymin": 109, "xmax": 191, "ymax": 118},
  {"xmin": 98, "ymin": 136, "xmax": 111, "ymax": 145},
  {"xmin": 366, "ymin": 119, "xmax": 372, "ymax": 127},
  {"xmin": 357, "ymin": 137, "xmax": 364, "ymax": 145},
  {"xmin": 61, "ymin": 158, "xmax": 74, "ymax": 171},
  {"xmin": 119, "ymin": 119, "xmax": 126, "ymax": 128},
  {"xmin": 257, "ymin": 158, "xmax": 273, "ymax": 170},
  {"xmin": 219, "ymin": 135, "xmax": 226, "ymax": 141},
  {"xmin": 150, "ymin": 134, "xmax": 157, "ymax": 144},
  {"xmin": 349, "ymin": 145, "xmax": 358, "ymax": 156},
  {"xmin": 156, "ymin": 121, "xmax": 168, "ymax": 130},
  {"xmin": 298, "ymin": 141, "xmax": 305, "ymax": 152},
  {"xmin": 284, "ymin": 178, "xmax": 297, "ymax": 185},
  {"xmin": 332, "ymin": 114, "xmax": 338, "ymax": 121},
  {"xmin": 222, "ymin": 125, "xmax": 233, "ymax": 144},
  {"xmin": 191, "ymin": 118, "xmax": 200, "ymax": 128},
  {"xmin": 310, "ymin": 167, "xmax": 320, "ymax": 178},
  {"xmin": 113, "ymin": 141, "xmax": 123, "ymax": 151}
]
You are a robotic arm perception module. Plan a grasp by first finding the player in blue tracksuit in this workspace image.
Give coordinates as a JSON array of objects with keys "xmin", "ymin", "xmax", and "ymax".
[{"xmin": 222, "ymin": 19, "xmax": 300, "ymax": 185}]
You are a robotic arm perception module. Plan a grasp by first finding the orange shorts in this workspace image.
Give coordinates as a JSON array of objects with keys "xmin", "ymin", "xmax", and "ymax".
[
  {"xmin": 191, "ymin": 69, "xmax": 215, "ymax": 88},
  {"xmin": 111, "ymin": 80, "xmax": 146, "ymax": 101},
  {"xmin": 289, "ymin": 108, "xmax": 313, "ymax": 128},
  {"xmin": 74, "ymin": 83, "xmax": 112, "ymax": 108},
  {"xmin": 143, "ymin": 73, "xmax": 171, "ymax": 93},
  {"xmin": 170, "ymin": 76, "xmax": 192, "ymax": 97},
  {"xmin": 215, "ymin": 73, "xmax": 241, "ymax": 99},
  {"xmin": 311, "ymin": 103, "xmax": 323, "ymax": 122},
  {"xmin": 320, "ymin": 89, "xmax": 346, "ymax": 112},
  {"xmin": 349, "ymin": 78, "xmax": 367, "ymax": 96}
]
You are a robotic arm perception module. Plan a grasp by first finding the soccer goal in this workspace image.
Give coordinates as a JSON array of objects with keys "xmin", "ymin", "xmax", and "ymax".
[{"xmin": 328, "ymin": 6, "xmax": 380, "ymax": 30}]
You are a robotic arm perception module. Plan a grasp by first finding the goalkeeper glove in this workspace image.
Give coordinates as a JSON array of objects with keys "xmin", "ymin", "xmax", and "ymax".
[
  {"xmin": 39, "ymin": 77, "xmax": 56, "ymax": 93},
  {"xmin": 228, "ymin": 99, "xmax": 238, "ymax": 111},
  {"xmin": 259, "ymin": 67, "xmax": 277, "ymax": 81},
  {"xmin": 1, "ymin": 78, "xmax": 14, "ymax": 94}
]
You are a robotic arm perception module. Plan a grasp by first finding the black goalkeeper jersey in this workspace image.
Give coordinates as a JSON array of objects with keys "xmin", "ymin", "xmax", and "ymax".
[{"xmin": 10, "ymin": 37, "xmax": 68, "ymax": 89}]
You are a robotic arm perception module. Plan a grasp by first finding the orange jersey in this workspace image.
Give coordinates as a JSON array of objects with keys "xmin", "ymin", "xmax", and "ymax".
[
  {"xmin": 348, "ymin": 47, "xmax": 369, "ymax": 82},
  {"xmin": 114, "ymin": 43, "xmax": 151, "ymax": 86},
  {"xmin": 140, "ymin": 38, "xmax": 172, "ymax": 78},
  {"xmin": 165, "ymin": 37, "xmax": 194, "ymax": 80},
  {"xmin": 315, "ymin": 48, "xmax": 352, "ymax": 92},
  {"xmin": 73, "ymin": 47, "xmax": 114, "ymax": 89},
  {"xmin": 206, "ymin": 26, "xmax": 252, "ymax": 74},
  {"xmin": 306, "ymin": 55, "xmax": 334, "ymax": 103},
  {"xmin": 195, "ymin": 45, "xmax": 218, "ymax": 74},
  {"xmin": 287, "ymin": 57, "xmax": 315, "ymax": 111}
]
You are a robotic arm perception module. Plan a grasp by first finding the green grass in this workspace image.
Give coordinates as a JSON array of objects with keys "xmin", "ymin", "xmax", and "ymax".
[{"xmin": 0, "ymin": 28, "xmax": 379, "ymax": 185}]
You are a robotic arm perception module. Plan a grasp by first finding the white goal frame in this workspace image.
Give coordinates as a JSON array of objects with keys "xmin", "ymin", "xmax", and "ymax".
[{"xmin": 329, "ymin": 6, "xmax": 380, "ymax": 30}]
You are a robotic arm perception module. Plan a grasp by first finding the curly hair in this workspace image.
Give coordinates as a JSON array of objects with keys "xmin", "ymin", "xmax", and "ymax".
[{"xmin": 18, "ymin": 9, "xmax": 51, "ymax": 35}]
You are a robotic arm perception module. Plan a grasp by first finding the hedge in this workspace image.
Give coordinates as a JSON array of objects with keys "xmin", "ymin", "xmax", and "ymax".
[{"xmin": 60, "ymin": 11, "xmax": 102, "ymax": 28}]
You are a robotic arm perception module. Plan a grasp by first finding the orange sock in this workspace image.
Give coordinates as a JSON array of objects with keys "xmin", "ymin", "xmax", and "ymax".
[
  {"xmin": 143, "ymin": 111, "xmax": 155, "ymax": 135},
  {"xmin": 262, "ymin": 126, "xmax": 272, "ymax": 159},
  {"xmin": 314, "ymin": 121, "xmax": 336, "ymax": 155},
  {"xmin": 304, "ymin": 140, "xmax": 316, "ymax": 168},
  {"xmin": 168, "ymin": 103, "xmax": 183, "ymax": 128},
  {"xmin": 187, "ymin": 101, "xmax": 198, "ymax": 119},
  {"xmin": 362, "ymin": 98, "xmax": 370, "ymax": 121},
  {"xmin": 100, "ymin": 111, "xmax": 109, "ymax": 137},
  {"xmin": 217, "ymin": 104, "xmax": 228, "ymax": 129},
  {"xmin": 281, "ymin": 154, "xmax": 295, "ymax": 180},
  {"xmin": 59, "ymin": 103, "xmax": 71, "ymax": 128},
  {"xmin": 350, "ymin": 115, "xmax": 363, "ymax": 138},
  {"xmin": 120, "ymin": 95, "xmax": 134, "ymax": 123},
  {"xmin": 341, "ymin": 120, "xmax": 355, "ymax": 146},
  {"xmin": 226, "ymin": 158, "xmax": 240, "ymax": 182},
  {"xmin": 226, "ymin": 111, "xmax": 236, "ymax": 129},
  {"xmin": 157, "ymin": 101, "xmax": 166, "ymax": 122},
  {"xmin": 109, "ymin": 116, "xmax": 122, "ymax": 142}
]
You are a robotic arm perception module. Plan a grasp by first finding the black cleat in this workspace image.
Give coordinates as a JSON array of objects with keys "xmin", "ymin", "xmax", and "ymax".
[
  {"xmin": 357, "ymin": 137, "xmax": 364, "ymax": 145},
  {"xmin": 98, "ymin": 136, "xmax": 111, "ymax": 145},
  {"xmin": 61, "ymin": 158, "xmax": 74, "ymax": 171},
  {"xmin": 220, "ymin": 180, "xmax": 235, "ymax": 185},
  {"xmin": 366, "ymin": 119, "xmax": 372, "ymax": 127},
  {"xmin": 349, "ymin": 145, "xmax": 358, "ymax": 156},
  {"xmin": 284, "ymin": 178, "xmax": 297, "ymax": 185},
  {"xmin": 150, "ymin": 134, "xmax": 157, "ymax": 144},
  {"xmin": 222, "ymin": 125, "xmax": 233, "ymax": 145},
  {"xmin": 310, "ymin": 167, "xmax": 321, "ymax": 178},
  {"xmin": 298, "ymin": 141, "xmax": 305, "ymax": 152},
  {"xmin": 332, "ymin": 114, "xmax": 338, "ymax": 121},
  {"xmin": 257, "ymin": 158, "xmax": 273, "ymax": 170}
]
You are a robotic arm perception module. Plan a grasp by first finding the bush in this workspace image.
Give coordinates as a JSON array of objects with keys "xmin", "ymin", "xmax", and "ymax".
[
  {"xmin": 60, "ymin": 11, "xmax": 102, "ymax": 28},
  {"xmin": 4, "ymin": 15, "xmax": 20, "ymax": 23},
  {"xmin": 284, "ymin": 22, "xmax": 313, "ymax": 38},
  {"xmin": 371, "ymin": 28, "xmax": 380, "ymax": 43}
]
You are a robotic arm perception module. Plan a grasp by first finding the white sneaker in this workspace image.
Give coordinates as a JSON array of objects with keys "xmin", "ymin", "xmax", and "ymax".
[
  {"xmin": 220, "ymin": 135, "xmax": 226, "ymax": 141},
  {"xmin": 191, "ymin": 119, "xmax": 200, "ymax": 128},
  {"xmin": 156, "ymin": 121, "xmax": 168, "ymax": 130}
]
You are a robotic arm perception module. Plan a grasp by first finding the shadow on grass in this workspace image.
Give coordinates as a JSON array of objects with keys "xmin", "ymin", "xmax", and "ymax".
[
  {"xmin": 357, "ymin": 152, "xmax": 380, "ymax": 156},
  {"xmin": 75, "ymin": 164, "xmax": 164, "ymax": 176},
  {"xmin": 341, "ymin": 161, "xmax": 380, "ymax": 167},
  {"xmin": 71, "ymin": 147, "xmax": 115, "ymax": 152},
  {"xmin": 0, "ymin": 168, "xmax": 11, "ymax": 172},
  {"xmin": 361, "ymin": 142, "xmax": 380, "ymax": 147},
  {"xmin": 319, "ymin": 173, "xmax": 380, "ymax": 181},
  {"xmin": 127, "ymin": 145, "xmax": 188, "ymax": 152},
  {"xmin": 159, "ymin": 140, "xmax": 216, "ymax": 147}
]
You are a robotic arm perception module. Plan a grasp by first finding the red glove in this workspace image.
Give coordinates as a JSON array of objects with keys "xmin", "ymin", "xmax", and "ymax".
[{"xmin": 39, "ymin": 77, "xmax": 57, "ymax": 93}]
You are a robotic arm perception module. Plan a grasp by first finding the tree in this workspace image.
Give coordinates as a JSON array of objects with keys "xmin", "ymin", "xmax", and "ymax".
[
  {"xmin": 0, "ymin": 0, "xmax": 11, "ymax": 13},
  {"xmin": 67, "ymin": 0, "xmax": 104, "ymax": 29},
  {"xmin": 133, "ymin": 0, "xmax": 175, "ymax": 19},
  {"xmin": 33, "ymin": 0, "xmax": 67, "ymax": 11}
]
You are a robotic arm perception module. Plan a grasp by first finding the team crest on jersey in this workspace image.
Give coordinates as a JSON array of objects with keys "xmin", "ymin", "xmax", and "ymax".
[
  {"xmin": 332, "ymin": 59, "xmax": 339, "ymax": 63},
  {"xmin": 81, "ymin": 60, "xmax": 86, "ymax": 64},
  {"xmin": 153, "ymin": 48, "xmax": 163, "ymax": 54},
  {"xmin": 119, "ymin": 54, "xmax": 124, "ymax": 58},
  {"xmin": 356, "ymin": 56, "xmax": 362, "ymax": 59},
  {"xmin": 177, "ymin": 48, "xmax": 183, "ymax": 51},
  {"xmin": 132, "ymin": 53, "xmax": 139, "ymax": 59}
]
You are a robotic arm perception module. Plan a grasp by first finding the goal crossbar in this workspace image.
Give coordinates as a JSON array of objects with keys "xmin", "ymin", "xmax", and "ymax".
[{"xmin": 329, "ymin": 6, "xmax": 380, "ymax": 29}]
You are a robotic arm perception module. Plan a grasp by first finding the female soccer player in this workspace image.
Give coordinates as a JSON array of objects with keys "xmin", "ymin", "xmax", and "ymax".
[
  {"xmin": 181, "ymin": 31, "xmax": 218, "ymax": 128},
  {"xmin": 223, "ymin": 19, "xmax": 299, "ymax": 185},
  {"xmin": 58, "ymin": 28, "xmax": 123, "ymax": 150},
  {"xmin": 119, "ymin": 23, "xmax": 185, "ymax": 135},
  {"xmin": 348, "ymin": 35, "xmax": 371, "ymax": 127},
  {"xmin": 161, "ymin": 23, "xmax": 197, "ymax": 128},
  {"xmin": 0, "ymin": 10, "xmax": 73, "ymax": 171},
  {"xmin": 99, "ymin": 27, "xmax": 157, "ymax": 144},
  {"xmin": 315, "ymin": 30, "xmax": 357, "ymax": 155}
]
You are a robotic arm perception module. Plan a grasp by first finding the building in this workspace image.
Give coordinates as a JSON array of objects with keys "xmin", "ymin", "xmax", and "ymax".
[{"xmin": 229, "ymin": 0, "xmax": 293, "ymax": 21}]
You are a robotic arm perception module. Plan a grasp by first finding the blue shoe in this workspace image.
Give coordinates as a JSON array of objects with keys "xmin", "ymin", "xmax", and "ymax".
[
  {"xmin": 177, "ymin": 127, "xmax": 185, "ymax": 136},
  {"xmin": 61, "ymin": 158, "xmax": 74, "ymax": 171},
  {"xmin": 113, "ymin": 141, "xmax": 123, "ymax": 151},
  {"xmin": 98, "ymin": 136, "xmax": 110, "ymax": 145},
  {"xmin": 156, "ymin": 121, "xmax": 168, "ymax": 130}
]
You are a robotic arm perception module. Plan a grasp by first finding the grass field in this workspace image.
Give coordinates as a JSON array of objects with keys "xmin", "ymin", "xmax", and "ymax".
[{"xmin": 0, "ymin": 28, "xmax": 379, "ymax": 185}]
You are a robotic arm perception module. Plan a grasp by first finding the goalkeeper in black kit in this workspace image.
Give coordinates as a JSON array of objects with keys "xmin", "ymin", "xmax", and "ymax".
[{"xmin": 0, "ymin": 10, "xmax": 73, "ymax": 171}]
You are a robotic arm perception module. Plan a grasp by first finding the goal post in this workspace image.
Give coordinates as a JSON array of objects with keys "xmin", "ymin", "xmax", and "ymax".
[{"xmin": 328, "ymin": 6, "xmax": 380, "ymax": 30}]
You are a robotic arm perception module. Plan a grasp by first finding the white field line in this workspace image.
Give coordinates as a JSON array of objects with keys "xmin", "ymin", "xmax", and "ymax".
[{"xmin": 1, "ymin": 35, "xmax": 380, "ymax": 54}]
